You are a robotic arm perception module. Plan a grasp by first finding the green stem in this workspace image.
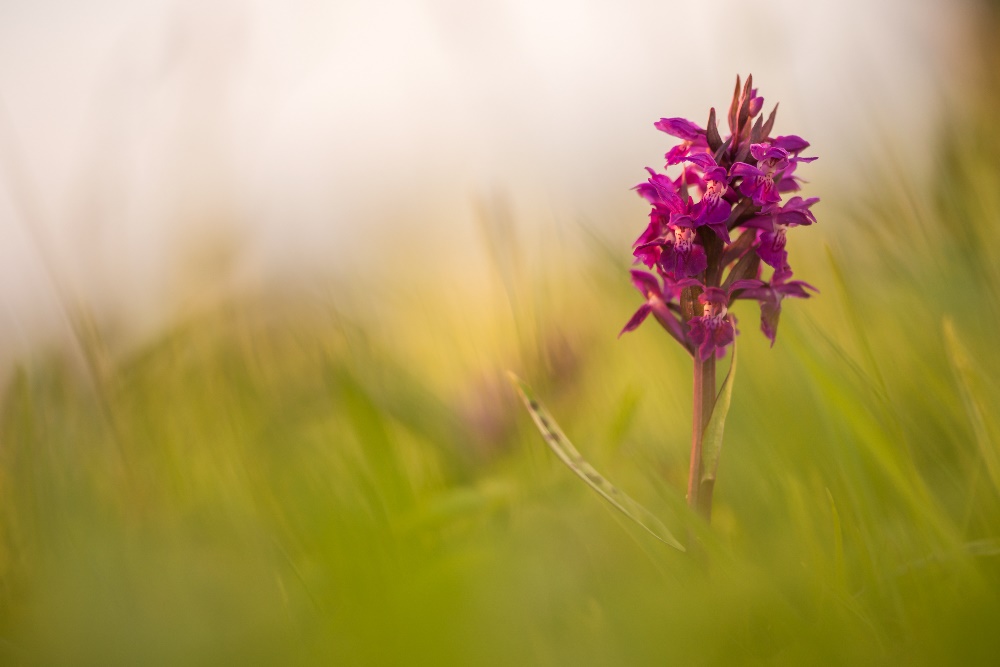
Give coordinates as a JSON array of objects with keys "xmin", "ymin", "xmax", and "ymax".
[{"xmin": 688, "ymin": 354, "xmax": 716, "ymax": 522}]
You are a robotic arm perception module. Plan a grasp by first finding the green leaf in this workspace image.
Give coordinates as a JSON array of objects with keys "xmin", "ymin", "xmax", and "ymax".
[
  {"xmin": 508, "ymin": 373, "xmax": 685, "ymax": 552},
  {"xmin": 701, "ymin": 342, "xmax": 737, "ymax": 485}
]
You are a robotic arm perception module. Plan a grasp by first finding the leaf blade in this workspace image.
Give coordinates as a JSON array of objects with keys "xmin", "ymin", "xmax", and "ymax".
[
  {"xmin": 944, "ymin": 318, "xmax": 1000, "ymax": 496},
  {"xmin": 509, "ymin": 373, "xmax": 686, "ymax": 551},
  {"xmin": 701, "ymin": 342, "xmax": 737, "ymax": 484}
]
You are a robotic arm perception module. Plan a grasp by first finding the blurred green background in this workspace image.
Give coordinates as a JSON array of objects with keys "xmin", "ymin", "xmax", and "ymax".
[{"xmin": 4, "ymin": 4, "xmax": 1000, "ymax": 667}]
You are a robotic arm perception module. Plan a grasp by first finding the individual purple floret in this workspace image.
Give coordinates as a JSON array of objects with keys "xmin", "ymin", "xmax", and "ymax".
[
  {"xmin": 684, "ymin": 153, "xmax": 732, "ymax": 242},
  {"xmin": 731, "ymin": 143, "xmax": 790, "ymax": 206},
  {"xmin": 654, "ymin": 225, "xmax": 708, "ymax": 279},
  {"xmin": 620, "ymin": 270, "xmax": 688, "ymax": 348},
  {"xmin": 684, "ymin": 280, "xmax": 762, "ymax": 360},
  {"xmin": 740, "ymin": 271, "xmax": 817, "ymax": 345},
  {"xmin": 634, "ymin": 167, "xmax": 684, "ymax": 208},
  {"xmin": 655, "ymin": 117, "xmax": 709, "ymax": 165},
  {"xmin": 632, "ymin": 167, "xmax": 708, "ymax": 278},
  {"xmin": 686, "ymin": 287, "xmax": 734, "ymax": 361},
  {"xmin": 743, "ymin": 196, "xmax": 820, "ymax": 269}
]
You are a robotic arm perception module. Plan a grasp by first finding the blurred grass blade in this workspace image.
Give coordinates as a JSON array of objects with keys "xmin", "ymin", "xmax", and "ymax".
[
  {"xmin": 508, "ymin": 373, "xmax": 686, "ymax": 552},
  {"xmin": 701, "ymin": 342, "xmax": 736, "ymax": 485},
  {"xmin": 943, "ymin": 318, "xmax": 1000, "ymax": 496},
  {"xmin": 827, "ymin": 487, "xmax": 847, "ymax": 589}
]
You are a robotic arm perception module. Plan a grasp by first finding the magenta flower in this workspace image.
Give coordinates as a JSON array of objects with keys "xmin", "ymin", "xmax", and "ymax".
[
  {"xmin": 635, "ymin": 167, "xmax": 683, "ymax": 208},
  {"xmin": 632, "ymin": 167, "xmax": 685, "ymax": 261},
  {"xmin": 633, "ymin": 210, "xmax": 666, "ymax": 267},
  {"xmin": 752, "ymin": 225, "xmax": 788, "ymax": 269},
  {"xmin": 775, "ymin": 160, "xmax": 804, "ymax": 194},
  {"xmin": 686, "ymin": 281, "xmax": 761, "ymax": 360},
  {"xmin": 770, "ymin": 136, "xmax": 817, "ymax": 191},
  {"xmin": 619, "ymin": 270, "xmax": 687, "ymax": 347},
  {"xmin": 686, "ymin": 288, "xmax": 735, "ymax": 361},
  {"xmin": 632, "ymin": 167, "xmax": 708, "ymax": 278},
  {"xmin": 768, "ymin": 196, "xmax": 819, "ymax": 226},
  {"xmin": 684, "ymin": 152, "xmax": 733, "ymax": 242},
  {"xmin": 654, "ymin": 117, "xmax": 709, "ymax": 165},
  {"xmin": 625, "ymin": 75, "xmax": 818, "ymax": 352},
  {"xmin": 739, "ymin": 271, "xmax": 817, "ymax": 345},
  {"xmin": 731, "ymin": 143, "xmax": 790, "ymax": 206},
  {"xmin": 634, "ymin": 166, "xmax": 701, "ymax": 221},
  {"xmin": 654, "ymin": 225, "xmax": 708, "ymax": 279},
  {"xmin": 633, "ymin": 212, "xmax": 707, "ymax": 279},
  {"xmin": 743, "ymin": 196, "xmax": 819, "ymax": 269}
]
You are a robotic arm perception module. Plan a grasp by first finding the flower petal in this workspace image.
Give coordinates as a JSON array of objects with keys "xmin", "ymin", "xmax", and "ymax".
[
  {"xmin": 629, "ymin": 270, "xmax": 661, "ymax": 297},
  {"xmin": 772, "ymin": 135, "xmax": 810, "ymax": 153},
  {"xmin": 619, "ymin": 303, "xmax": 652, "ymax": 337},
  {"xmin": 654, "ymin": 117, "xmax": 703, "ymax": 140}
]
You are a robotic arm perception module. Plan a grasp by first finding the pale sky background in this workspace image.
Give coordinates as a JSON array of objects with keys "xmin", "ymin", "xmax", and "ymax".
[{"xmin": 0, "ymin": 0, "xmax": 978, "ymax": 362}]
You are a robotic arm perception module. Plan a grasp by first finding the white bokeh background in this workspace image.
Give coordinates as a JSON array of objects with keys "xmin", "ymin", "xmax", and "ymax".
[{"xmin": 0, "ymin": 0, "xmax": 976, "ymax": 363}]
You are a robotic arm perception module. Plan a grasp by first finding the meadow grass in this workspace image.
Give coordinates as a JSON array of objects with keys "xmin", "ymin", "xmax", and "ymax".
[{"xmin": 3, "ymin": 86, "xmax": 1000, "ymax": 667}]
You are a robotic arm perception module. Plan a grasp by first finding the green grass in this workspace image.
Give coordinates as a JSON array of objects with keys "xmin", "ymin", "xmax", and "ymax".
[{"xmin": 4, "ymin": 88, "xmax": 1000, "ymax": 667}]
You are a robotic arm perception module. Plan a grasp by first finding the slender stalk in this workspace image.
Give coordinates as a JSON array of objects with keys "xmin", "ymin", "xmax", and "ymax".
[{"xmin": 688, "ymin": 350, "xmax": 717, "ymax": 522}]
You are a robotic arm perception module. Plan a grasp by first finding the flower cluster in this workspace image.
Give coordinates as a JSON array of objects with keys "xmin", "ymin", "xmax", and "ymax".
[{"xmin": 621, "ymin": 75, "xmax": 818, "ymax": 359}]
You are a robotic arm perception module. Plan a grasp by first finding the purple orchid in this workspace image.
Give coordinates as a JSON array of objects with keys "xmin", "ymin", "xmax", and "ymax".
[
  {"xmin": 743, "ymin": 196, "xmax": 820, "ymax": 269},
  {"xmin": 686, "ymin": 281, "xmax": 761, "ymax": 361},
  {"xmin": 633, "ymin": 211, "xmax": 707, "ymax": 279},
  {"xmin": 769, "ymin": 136, "xmax": 818, "ymax": 192},
  {"xmin": 619, "ymin": 74, "xmax": 821, "ymax": 524},
  {"xmin": 731, "ymin": 143, "xmax": 790, "ymax": 206},
  {"xmin": 632, "ymin": 167, "xmax": 708, "ymax": 278},
  {"xmin": 655, "ymin": 117, "xmax": 709, "ymax": 165},
  {"xmin": 634, "ymin": 167, "xmax": 684, "ymax": 208},
  {"xmin": 620, "ymin": 270, "xmax": 687, "ymax": 347},
  {"xmin": 684, "ymin": 152, "xmax": 733, "ymax": 242},
  {"xmin": 739, "ymin": 272, "xmax": 817, "ymax": 345},
  {"xmin": 686, "ymin": 288, "xmax": 734, "ymax": 361},
  {"xmin": 515, "ymin": 73, "xmax": 822, "ymax": 545},
  {"xmin": 625, "ymin": 75, "xmax": 819, "ymax": 353},
  {"xmin": 633, "ymin": 210, "xmax": 667, "ymax": 268},
  {"xmin": 654, "ymin": 224, "xmax": 708, "ymax": 279}
]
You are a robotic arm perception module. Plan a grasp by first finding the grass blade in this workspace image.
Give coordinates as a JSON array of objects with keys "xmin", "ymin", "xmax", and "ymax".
[
  {"xmin": 944, "ymin": 318, "xmax": 1000, "ymax": 496},
  {"xmin": 509, "ymin": 373, "xmax": 686, "ymax": 551}
]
